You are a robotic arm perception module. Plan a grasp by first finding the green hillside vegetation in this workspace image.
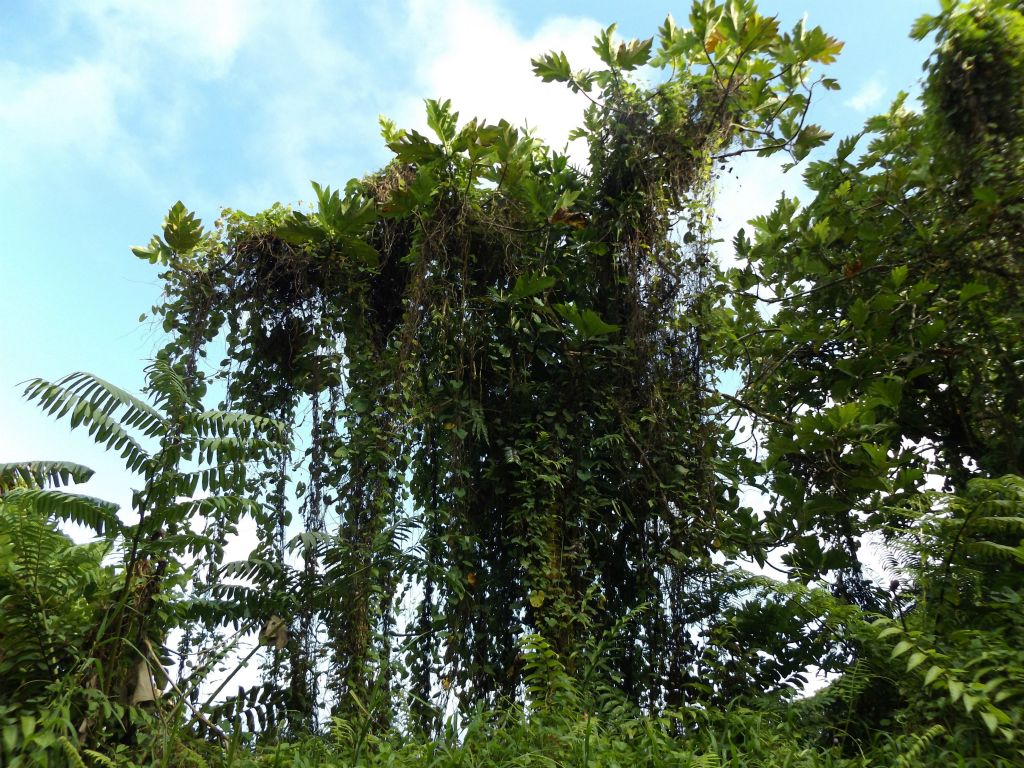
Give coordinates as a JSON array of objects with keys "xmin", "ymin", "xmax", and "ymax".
[{"xmin": 2, "ymin": 1, "xmax": 1022, "ymax": 765}]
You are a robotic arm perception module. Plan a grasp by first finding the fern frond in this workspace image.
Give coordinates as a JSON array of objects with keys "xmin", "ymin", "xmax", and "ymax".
[
  {"xmin": 145, "ymin": 358, "xmax": 197, "ymax": 412},
  {"xmin": 971, "ymin": 515, "xmax": 1024, "ymax": 536},
  {"xmin": 168, "ymin": 494, "xmax": 262, "ymax": 521},
  {"xmin": 3, "ymin": 488, "xmax": 120, "ymax": 535},
  {"xmin": 59, "ymin": 736, "xmax": 87, "ymax": 768},
  {"xmin": 895, "ymin": 724, "xmax": 945, "ymax": 768},
  {"xmin": 82, "ymin": 749, "xmax": 117, "ymax": 768},
  {"xmin": 963, "ymin": 540, "xmax": 1024, "ymax": 564},
  {"xmin": 25, "ymin": 372, "xmax": 163, "ymax": 436},
  {"xmin": 0, "ymin": 461, "xmax": 95, "ymax": 493},
  {"xmin": 197, "ymin": 436, "xmax": 282, "ymax": 465},
  {"xmin": 22, "ymin": 375, "xmax": 157, "ymax": 473},
  {"xmin": 191, "ymin": 410, "xmax": 288, "ymax": 441}
]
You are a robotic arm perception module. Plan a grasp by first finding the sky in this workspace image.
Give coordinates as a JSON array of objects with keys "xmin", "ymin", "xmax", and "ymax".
[{"xmin": 1, "ymin": 0, "xmax": 937, "ymax": 516}]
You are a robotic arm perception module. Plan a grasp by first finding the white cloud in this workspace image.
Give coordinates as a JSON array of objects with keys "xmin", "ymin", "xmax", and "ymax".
[
  {"xmin": 222, "ymin": 2, "xmax": 371, "ymax": 200},
  {"xmin": 0, "ymin": 0, "xmax": 270, "ymax": 182},
  {"xmin": 62, "ymin": 0, "xmax": 261, "ymax": 77},
  {"xmin": 398, "ymin": 0, "xmax": 604, "ymax": 161},
  {"xmin": 845, "ymin": 77, "xmax": 886, "ymax": 113},
  {"xmin": 0, "ymin": 61, "xmax": 123, "ymax": 168}
]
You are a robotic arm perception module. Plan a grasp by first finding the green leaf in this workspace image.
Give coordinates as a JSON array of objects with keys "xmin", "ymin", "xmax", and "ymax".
[
  {"xmin": 959, "ymin": 283, "xmax": 988, "ymax": 302},
  {"xmin": 924, "ymin": 665, "xmax": 943, "ymax": 686},
  {"xmin": 510, "ymin": 273, "xmax": 556, "ymax": 299},
  {"xmin": 388, "ymin": 130, "xmax": 443, "ymax": 164},
  {"xmin": 531, "ymin": 51, "xmax": 573, "ymax": 83},
  {"xmin": 5, "ymin": 488, "xmax": 120, "ymax": 535},
  {"xmin": 277, "ymin": 212, "xmax": 326, "ymax": 245},
  {"xmin": 971, "ymin": 186, "xmax": 998, "ymax": 204},
  {"xmin": 906, "ymin": 651, "xmax": 927, "ymax": 672},
  {"xmin": 132, "ymin": 235, "xmax": 173, "ymax": 265},
  {"xmin": 0, "ymin": 461, "xmax": 95, "ymax": 493},
  {"xmin": 163, "ymin": 201, "xmax": 205, "ymax": 252},
  {"xmin": 339, "ymin": 236, "xmax": 380, "ymax": 269},
  {"xmin": 791, "ymin": 125, "xmax": 832, "ymax": 162},
  {"xmin": 554, "ymin": 303, "xmax": 619, "ymax": 340},
  {"xmin": 425, "ymin": 98, "xmax": 458, "ymax": 145},
  {"xmin": 891, "ymin": 265, "xmax": 909, "ymax": 289},
  {"xmin": 890, "ymin": 639, "xmax": 913, "ymax": 659},
  {"xmin": 615, "ymin": 37, "xmax": 654, "ymax": 70},
  {"xmin": 378, "ymin": 114, "xmax": 405, "ymax": 144},
  {"xmin": 948, "ymin": 679, "xmax": 964, "ymax": 702},
  {"xmin": 593, "ymin": 24, "xmax": 618, "ymax": 67},
  {"xmin": 980, "ymin": 709, "xmax": 999, "ymax": 734}
]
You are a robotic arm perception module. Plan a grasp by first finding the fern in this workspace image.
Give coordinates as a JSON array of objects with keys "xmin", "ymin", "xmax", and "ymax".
[
  {"xmin": 3, "ymin": 488, "xmax": 120, "ymax": 536},
  {"xmin": 23, "ymin": 374, "xmax": 155, "ymax": 473},
  {"xmin": 60, "ymin": 736, "xmax": 87, "ymax": 768},
  {"xmin": 895, "ymin": 724, "xmax": 945, "ymax": 768},
  {"xmin": 0, "ymin": 461, "xmax": 95, "ymax": 493},
  {"xmin": 82, "ymin": 748, "xmax": 117, "ymax": 767}
]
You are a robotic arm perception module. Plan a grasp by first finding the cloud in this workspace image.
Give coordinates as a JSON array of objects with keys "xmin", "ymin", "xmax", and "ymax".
[
  {"xmin": 0, "ymin": 60, "xmax": 123, "ymax": 168},
  {"xmin": 397, "ymin": 0, "xmax": 604, "ymax": 161},
  {"xmin": 61, "ymin": 0, "xmax": 260, "ymax": 77},
  {"xmin": 0, "ymin": 0, "xmax": 266, "ymax": 182},
  {"xmin": 845, "ymin": 77, "xmax": 886, "ymax": 113}
]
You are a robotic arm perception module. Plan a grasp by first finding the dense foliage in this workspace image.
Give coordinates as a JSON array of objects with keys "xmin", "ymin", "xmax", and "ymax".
[{"xmin": 2, "ymin": 1, "xmax": 1021, "ymax": 766}]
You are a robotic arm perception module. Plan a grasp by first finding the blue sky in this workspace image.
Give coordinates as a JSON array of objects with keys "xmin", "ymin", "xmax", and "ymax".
[{"xmin": 1, "ymin": 0, "xmax": 936, "ymax": 512}]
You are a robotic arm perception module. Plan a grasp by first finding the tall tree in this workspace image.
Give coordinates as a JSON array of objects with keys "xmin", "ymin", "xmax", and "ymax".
[{"xmin": 139, "ymin": 0, "xmax": 842, "ymax": 726}]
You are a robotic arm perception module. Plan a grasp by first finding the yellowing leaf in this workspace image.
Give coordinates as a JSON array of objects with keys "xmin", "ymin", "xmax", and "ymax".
[{"xmin": 705, "ymin": 27, "xmax": 725, "ymax": 53}]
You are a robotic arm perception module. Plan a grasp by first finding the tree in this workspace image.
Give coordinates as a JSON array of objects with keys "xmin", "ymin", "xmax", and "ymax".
[
  {"xmin": 136, "ymin": 0, "xmax": 841, "ymax": 727},
  {"xmin": 721, "ymin": 0, "xmax": 1023, "ymax": 589}
]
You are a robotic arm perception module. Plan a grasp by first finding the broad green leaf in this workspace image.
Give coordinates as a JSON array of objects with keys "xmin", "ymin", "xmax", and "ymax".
[
  {"xmin": 510, "ymin": 273, "xmax": 556, "ymax": 299},
  {"xmin": 425, "ymin": 98, "xmax": 458, "ymax": 145},
  {"xmin": 959, "ymin": 283, "xmax": 988, "ymax": 302},
  {"xmin": 339, "ymin": 236, "xmax": 380, "ymax": 270},
  {"xmin": 615, "ymin": 37, "xmax": 654, "ymax": 70},
  {"xmin": 891, "ymin": 265, "xmax": 909, "ymax": 289},
  {"xmin": 277, "ymin": 212, "xmax": 326, "ymax": 245},
  {"xmin": 163, "ymin": 201, "xmax": 205, "ymax": 252},
  {"xmin": 948, "ymin": 679, "xmax": 964, "ymax": 702},
  {"xmin": 980, "ymin": 709, "xmax": 999, "ymax": 734},
  {"xmin": 906, "ymin": 651, "xmax": 927, "ymax": 672},
  {"xmin": 531, "ymin": 51, "xmax": 572, "ymax": 83},
  {"xmin": 554, "ymin": 303, "xmax": 619, "ymax": 340},
  {"xmin": 593, "ymin": 24, "xmax": 618, "ymax": 67},
  {"xmin": 890, "ymin": 639, "xmax": 913, "ymax": 659},
  {"xmin": 132, "ymin": 235, "xmax": 173, "ymax": 265}
]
